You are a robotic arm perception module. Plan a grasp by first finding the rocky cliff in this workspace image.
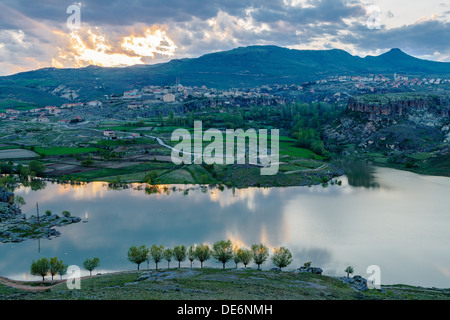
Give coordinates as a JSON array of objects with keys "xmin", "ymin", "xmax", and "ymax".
[
  {"xmin": 323, "ymin": 93, "xmax": 450, "ymax": 153},
  {"xmin": 346, "ymin": 94, "xmax": 450, "ymax": 118}
]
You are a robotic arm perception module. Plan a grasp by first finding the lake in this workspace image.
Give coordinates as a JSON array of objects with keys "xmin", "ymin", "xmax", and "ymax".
[{"xmin": 1, "ymin": 166, "xmax": 450, "ymax": 288}]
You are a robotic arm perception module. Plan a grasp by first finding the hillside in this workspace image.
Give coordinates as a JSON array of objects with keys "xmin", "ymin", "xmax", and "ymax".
[
  {"xmin": 1, "ymin": 268, "xmax": 450, "ymax": 301},
  {"xmin": 1, "ymin": 45, "xmax": 449, "ymax": 106}
]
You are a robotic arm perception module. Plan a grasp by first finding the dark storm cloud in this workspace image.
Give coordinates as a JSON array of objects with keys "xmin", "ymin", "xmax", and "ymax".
[
  {"xmin": 1, "ymin": 0, "xmax": 365, "ymax": 27},
  {"xmin": 251, "ymin": 0, "xmax": 365, "ymax": 25},
  {"xmin": 340, "ymin": 19, "xmax": 450, "ymax": 57},
  {"xmin": 1, "ymin": 0, "xmax": 251, "ymax": 26}
]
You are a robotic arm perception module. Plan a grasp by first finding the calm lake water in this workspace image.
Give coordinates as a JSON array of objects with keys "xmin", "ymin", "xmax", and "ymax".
[{"xmin": 1, "ymin": 166, "xmax": 450, "ymax": 288}]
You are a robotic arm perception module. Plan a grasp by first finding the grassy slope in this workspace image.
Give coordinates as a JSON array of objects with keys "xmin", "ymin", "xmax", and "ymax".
[{"xmin": 1, "ymin": 268, "xmax": 449, "ymax": 300}]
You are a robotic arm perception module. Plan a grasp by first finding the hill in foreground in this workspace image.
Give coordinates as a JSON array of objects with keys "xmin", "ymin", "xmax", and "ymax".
[{"xmin": 1, "ymin": 268, "xmax": 450, "ymax": 300}]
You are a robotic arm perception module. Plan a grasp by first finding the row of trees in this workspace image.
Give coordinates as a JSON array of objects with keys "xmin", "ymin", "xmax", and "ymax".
[
  {"xmin": 127, "ymin": 240, "xmax": 293, "ymax": 271},
  {"xmin": 0, "ymin": 160, "xmax": 46, "ymax": 177},
  {"xmin": 30, "ymin": 257, "xmax": 100, "ymax": 281},
  {"xmin": 30, "ymin": 250, "xmax": 355, "ymax": 282}
]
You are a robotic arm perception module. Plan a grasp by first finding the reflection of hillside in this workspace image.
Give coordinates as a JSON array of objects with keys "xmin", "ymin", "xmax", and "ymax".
[
  {"xmin": 22, "ymin": 178, "xmax": 47, "ymax": 191},
  {"xmin": 339, "ymin": 160, "xmax": 380, "ymax": 188}
]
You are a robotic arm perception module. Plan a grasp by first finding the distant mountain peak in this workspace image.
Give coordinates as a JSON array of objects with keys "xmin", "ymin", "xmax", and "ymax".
[{"xmin": 382, "ymin": 48, "xmax": 411, "ymax": 57}]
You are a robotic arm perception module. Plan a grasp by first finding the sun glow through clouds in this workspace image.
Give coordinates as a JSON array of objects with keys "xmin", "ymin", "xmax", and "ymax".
[
  {"xmin": 122, "ymin": 29, "xmax": 177, "ymax": 58},
  {"xmin": 52, "ymin": 27, "xmax": 177, "ymax": 68}
]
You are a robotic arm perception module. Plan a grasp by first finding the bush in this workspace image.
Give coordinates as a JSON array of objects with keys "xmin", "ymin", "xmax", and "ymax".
[{"xmin": 62, "ymin": 211, "xmax": 71, "ymax": 218}]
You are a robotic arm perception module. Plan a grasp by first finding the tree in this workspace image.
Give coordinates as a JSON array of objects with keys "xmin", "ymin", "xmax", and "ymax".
[
  {"xmin": 187, "ymin": 245, "xmax": 196, "ymax": 268},
  {"xmin": 271, "ymin": 247, "xmax": 292, "ymax": 270},
  {"xmin": 30, "ymin": 258, "xmax": 50, "ymax": 281},
  {"xmin": 61, "ymin": 210, "xmax": 71, "ymax": 218},
  {"xmin": 173, "ymin": 245, "xmax": 187, "ymax": 268},
  {"xmin": 233, "ymin": 247, "xmax": 241, "ymax": 268},
  {"xmin": 57, "ymin": 262, "xmax": 68, "ymax": 280},
  {"xmin": 49, "ymin": 257, "xmax": 65, "ymax": 281},
  {"xmin": 80, "ymin": 156, "xmax": 94, "ymax": 167},
  {"xmin": 12, "ymin": 195, "xmax": 26, "ymax": 209},
  {"xmin": 194, "ymin": 243, "xmax": 211, "ymax": 268},
  {"xmin": 83, "ymin": 257, "xmax": 100, "ymax": 276},
  {"xmin": 150, "ymin": 245, "xmax": 165, "ymax": 270},
  {"xmin": 236, "ymin": 248, "xmax": 252, "ymax": 268},
  {"xmin": 145, "ymin": 171, "xmax": 159, "ymax": 185},
  {"xmin": 28, "ymin": 160, "xmax": 46, "ymax": 176},
  {"xmin": 212, "ymin": 240, "xmax": 234, "ymax": 269},
  {"xmin": 127, "ymin": 245, "xmax": 149, "ymax": 270},
  {"xmin": 251, "ymin": 244, "xmax": 269, "ymax": 270},
  {"xmin": 19, "ymin": 165, "xmax": 31, "ymax": 178},
  {"xmin": 345, "ymin": 266, "xmax": 354, "ymax": 278},
  {"xmin": 163, "ymin": 248, "xmax": 173, "ymax": 268}
]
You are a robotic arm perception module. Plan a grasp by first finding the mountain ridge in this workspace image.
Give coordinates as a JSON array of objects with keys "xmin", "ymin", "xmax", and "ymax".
[{"xmin": 0, "ymin": 45, "xmax": 449, "ymax": 106}]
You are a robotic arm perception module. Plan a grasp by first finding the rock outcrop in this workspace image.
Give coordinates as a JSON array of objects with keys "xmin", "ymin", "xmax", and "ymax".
[
  {"xmin": 0, "ymin": 187, "xmax": 14, "ymax": 202},
  {"xmin": 340, "ymin": 275, "xmax": 368, "ymax": 291},
  {"xmin": 0, "ymin": 186, "xmax": 81, "ymax": 243},
  {"xmin": 298, "ymin": 265, "xmax": 323, "ymax": 275},
  {"xmin": 324, "ymin": 93, "xmax": 449, "ymax": 153},
  {"xmin": 347, "ymin": 94, "xmax": 450, "ymax": 118}
]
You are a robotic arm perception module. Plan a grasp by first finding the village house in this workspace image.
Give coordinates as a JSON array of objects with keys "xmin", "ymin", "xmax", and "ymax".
[
  {"xmin": 124, "ymin": 89, "xmax": 139, "ymax": 96},
  {"xmin": 45, "ymin": 106, "xmax": 62, "ymax": 115},
  {"xmin": 103, "ymin": 129, "xmax": 117, "ymax": 140},
  {"xmin": 37, "ymin": 116, "xmax": 50, "ymax": 123},
  {"xmin": 6, "ymin": 109, "xmax": 20, "ymax": 116},
  {"xmin": 87, "ymin": 101, "xmax": 103, "ymax": 107},
  {"xmin": 123, "ymin": 89, "xmax": 142, "ymax": 100},
  {"xmin": 30, "ymin": 108, "xmax": 43, "ymax": 113},
  {"xmin": 163, "ymin": 93, "xmax": 176, "ymax": 102},
  {"xmin": 61, "ymin": 103, "xmax": 83, "ymax": 108}
]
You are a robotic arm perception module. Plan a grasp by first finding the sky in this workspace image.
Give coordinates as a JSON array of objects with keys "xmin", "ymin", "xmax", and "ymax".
[{"xmin": 0, "ymin": 0, "xmax": 449, "ymax": 76}]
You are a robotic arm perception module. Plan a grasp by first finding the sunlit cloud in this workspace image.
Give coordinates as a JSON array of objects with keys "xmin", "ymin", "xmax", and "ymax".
[
  {"xmin": 51, "ymin": 26, "xmax": 177, "ymax": 69},
  {"xmin": 57, "ymin": 28, "xmax": 143, "ymax": 68},
  {"xmin": 122, "ymin": 29, "xmax": 177, "ymax": 58}
]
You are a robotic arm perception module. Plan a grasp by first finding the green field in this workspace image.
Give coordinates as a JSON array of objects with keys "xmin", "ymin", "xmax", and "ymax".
[
  {"xmin": 34, "ymin": 147, "xmax": 100, "ymax": 156},
  {"xmin": 279, "ymin": 143, "xmax": 321, "ymax": 159},
  {"xmin": 408, "ymin": 152, "xmax": 433, "ymax": 160},
  {"xmin": 0, "ymin": 100, "xmax": 36, "ymax": 113},
  {"xmin": 67, "ymin": 162, "xmax": 174, "ymax": 182}
]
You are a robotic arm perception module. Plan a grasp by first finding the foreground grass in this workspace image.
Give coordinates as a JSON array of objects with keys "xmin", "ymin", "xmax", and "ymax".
[{"xmin": 1, "ymin": 268, "xmax": 450, "ymax": 300}]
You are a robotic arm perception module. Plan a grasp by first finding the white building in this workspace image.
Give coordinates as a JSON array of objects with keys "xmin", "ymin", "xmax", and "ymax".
[
  {"xmin": 6, "ymin": 109, "xmax": 20, "ymax": 115},
  {"xmin": 163, "ymin": 93, "xmax": 176, "ymax": 102},
  {"xmin": 87, "ymin": 101, "xmax": 103, "ymax": 107},
  {"xmin": 124, "ymin": 89, "xmax": 139, "ymax": 96},
  {"xmin": 45, "ymin": 106, "xmax": 61, "ymax": 115},
  {"xmin": 103, "ymin": 129, "xmax": 116, "ymax": 140}
]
